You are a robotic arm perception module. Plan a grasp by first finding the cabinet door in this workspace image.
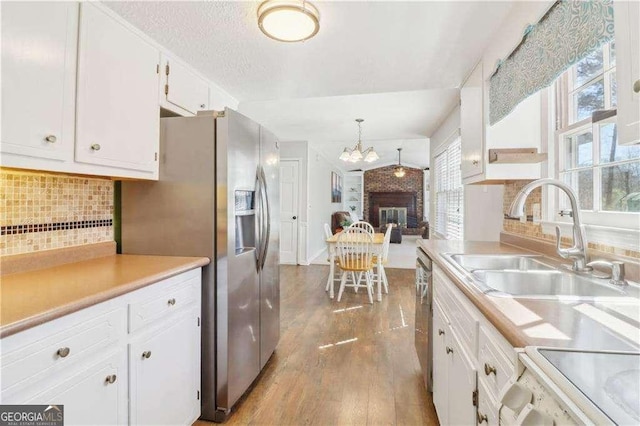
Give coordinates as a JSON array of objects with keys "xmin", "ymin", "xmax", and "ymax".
[
  {"xmin": 461, "ymin": 62, "xmax": 484, "ymax": 179},
  {"xmin": 162, "ymin": 53, "xmax": 209, "ymax": 115},
  {"xmin": 447, "ymin": 332, "xmax": 477, "ymax": 426},
  {"xmin": 24, "ymin": 350, "xmax": 127, "ymax": 426},
  {"xmin": 129, "ymin": 308, "xmax": 200, "ymax": 425},
  {"xmin": 432, "ymin": 301, "xmax": 449, "ymax": 425},
  {"xmin": 75, "ymin": 3, "xmax": 159, "ymax": 175},
  {"xmin": 614, "ymin": 0, "xmax": 640, "ymax": 145},
  {"xmin": 0, "ymin": 2, "xmax": 77, "ymax": 162}
]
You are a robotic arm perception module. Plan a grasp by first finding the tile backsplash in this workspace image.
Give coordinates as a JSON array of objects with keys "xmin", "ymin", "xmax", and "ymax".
[
  {"xmin": 503, "ymin": 180, "xmax": 640, "ymax": 259},
  {"xmin": 0, "ymin": 169, "xmax": 114, "ymax": 256}
]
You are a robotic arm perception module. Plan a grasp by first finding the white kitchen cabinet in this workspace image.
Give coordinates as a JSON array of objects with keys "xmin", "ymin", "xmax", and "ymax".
[
  {"xmin": 75, "ymin": 2, "xmax": 159, "ymax": 176},
  {"xmin": 129, "ymin": 307, "xmax": 201, "ymax": 426},
  {"xmin": 461, "ymin": 62, "xmax": 485, "ymax": 181},
  {"xmin": 161, "ymin": 53, "xmax": 210, "ymax": 115},
  {"xmin": 614, "ymin": 0, "xmax": 640, "ymax": 145},
  {"xmin": 0, "ymin": 2, "xmax": 78, "ymax": 162},
  {"xmin": 26, "ymin": 350, "xmax": 128, "ymax": 426},
  {"xmin": 432, "ymin": 300, "xmax": 477, "ymax": 425}
]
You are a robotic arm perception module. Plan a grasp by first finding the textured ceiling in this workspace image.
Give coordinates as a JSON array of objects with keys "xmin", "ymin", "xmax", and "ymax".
[{"xmin": 104, "ymin": 1, "xmax": 514, "ymax": 101}]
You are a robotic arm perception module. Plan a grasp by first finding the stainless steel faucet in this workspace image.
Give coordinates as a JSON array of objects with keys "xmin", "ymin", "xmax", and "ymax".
[{"xmin": 508, "ymin": 178, "xmax": 591, "ymax": 272}]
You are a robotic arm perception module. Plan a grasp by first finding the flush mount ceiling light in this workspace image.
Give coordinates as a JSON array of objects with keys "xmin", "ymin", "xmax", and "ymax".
[
  {"xmin": 394, "ymin": 148, "xmax": 406, "ymax": 178},
  {"xmin": 339, "ymin": 119, "xmax": 379, "ymax": 163},
  {"xmin": 257, "ymin": 0, "xmax": 320, "ymax": 43}
]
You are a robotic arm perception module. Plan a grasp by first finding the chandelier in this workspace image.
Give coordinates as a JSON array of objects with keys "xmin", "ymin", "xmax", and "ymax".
[
  {"xmin": 394, "ymin": 148, "xmax": 405, "ymax": 177},
  {"xmin": 339, "ymin": 119, "xmax": 379, "ymax": 163}
]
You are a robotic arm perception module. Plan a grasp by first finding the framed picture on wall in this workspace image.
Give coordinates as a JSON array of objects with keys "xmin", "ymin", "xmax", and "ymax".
[{"xmin": 331, "ymin": 171, "xmax": 342, "ymax": 203}]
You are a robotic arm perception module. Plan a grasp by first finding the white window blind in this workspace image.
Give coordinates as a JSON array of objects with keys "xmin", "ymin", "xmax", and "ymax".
[{"xmin": 434, "ymin": 139, "xmax": 464, "ymax": 240}]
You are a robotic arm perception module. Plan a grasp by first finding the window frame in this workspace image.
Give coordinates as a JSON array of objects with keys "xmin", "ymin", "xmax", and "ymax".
[{"xmin": 433, "ymin": 137, "xmax": 464, "ymax": 240}]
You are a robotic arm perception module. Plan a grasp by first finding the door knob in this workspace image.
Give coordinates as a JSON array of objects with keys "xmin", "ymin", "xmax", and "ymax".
[
  {"xmin": 438, "ymin": 329, "xmax": 445, "ymax": 336},
  {"xmin": 56, "ymin": 347, "xmax": 70, "ymax": 358},
  {"xmin": 293, "ymin": 216, "xmax": 297, "ymax": 220},
  {"xmin": 446, "ymin": 346, "xmax": 453, "ymax": 354},
  {"xmin": 105, "ymin": 374, "xmax": 117, "ymax": 384},
  {"xmin": 484, "ymin": 363, "xmax": 497, "ymax": 376},
  {"xmin": 90, "ymin": 143, "xmax": 101, "ymax": 151},
  {"xmin": 633, "ymin": 79, "xmax": 640, "ymax": 94},
  {"xmin": 167, "ymin": 298, "xmax": 176, "ymax": 306},
  {"xmin": 44, "ymin": 135, "xmax": 57, "ymax": 143},
  {"xmin": 142, "ymin": 351, "xmax": 152, "ymax": 359}
]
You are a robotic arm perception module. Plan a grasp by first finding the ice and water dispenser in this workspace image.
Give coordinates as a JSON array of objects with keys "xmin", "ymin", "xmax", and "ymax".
[{"xmin": 234, "ymin": 190, "xmax": 256, "ymax": 255}]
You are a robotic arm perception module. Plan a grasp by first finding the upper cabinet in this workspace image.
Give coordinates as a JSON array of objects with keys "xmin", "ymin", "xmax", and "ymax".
[
  {"xmin": 460, "ymin": 62, "xmax": 484, "ymax": 181},
  {"xmin": 161, "ymin": 53, "xmax": 209, "ymax": 115},
  {"xmin": 75, "ymin": 3, "xmax": 160, "ymax": 175},
  {"xmin": 614, "ymin": 0, "xmax": 640, "ymax": 145},
  {"xmin": 1, "ymin": 2, "xmax": 78, "ymax": 162}
]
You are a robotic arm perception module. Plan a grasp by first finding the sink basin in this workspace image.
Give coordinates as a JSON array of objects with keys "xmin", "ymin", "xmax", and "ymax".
[
  {"xmin": 448, "ymin": 254, "xmax": 554, "ymax": 272},
  {"xmin": 472, "ymin": 270, "xmax": 638, "ymax": 299}
]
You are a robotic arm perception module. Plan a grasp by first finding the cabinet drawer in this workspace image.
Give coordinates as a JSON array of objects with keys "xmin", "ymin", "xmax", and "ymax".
[
  {"xmin": 478, "ymin": 325, "xmax": 515, "ymax": 401},
  {"xmin": 128, "ymin": 276, "xmax": 199, "ymax": 333},
  {"xmin": 434, "ymin": 267, "xmax": 479, "ymax": 355},
  {"xmin": 477, "ymin": 376, "xmax": 499, "ymax": 426},
  {"xmin": 1, "ymin": 308, "xmax": 126, "ymax": 395}
]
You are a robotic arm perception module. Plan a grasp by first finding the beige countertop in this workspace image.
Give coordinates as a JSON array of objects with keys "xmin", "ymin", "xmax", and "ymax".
[
  {"xmin": 418, "ymin": 240, "xmax": 640, "ymax": 351},
  {"xmin": 0, "ymin": 254, "xmax": 210, "ymax": 338}
]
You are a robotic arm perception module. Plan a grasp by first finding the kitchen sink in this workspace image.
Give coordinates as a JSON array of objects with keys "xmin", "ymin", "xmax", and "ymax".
[
  {"xmin": 472, "ymin": 270, "xmax": 638, "ymax": 299},
  {"xmin": 448, "ymin": 254, "xmax": 554, "ymax": 272},
  {"xmin": 442, "ymin": 253, "xmax": 639, "ymax": 300}
]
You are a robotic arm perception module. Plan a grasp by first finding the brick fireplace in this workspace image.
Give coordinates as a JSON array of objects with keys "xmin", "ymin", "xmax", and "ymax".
[{"xmin": 363, "ymin": 165, "xmax": 423, "ymax": 235}]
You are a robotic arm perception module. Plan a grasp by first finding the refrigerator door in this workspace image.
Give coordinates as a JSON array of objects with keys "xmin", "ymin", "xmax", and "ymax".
[
  {"xmin": 259, "ymin": 126, "xmax": 280, "ymax": 369},
  {"xmin": 215, "ymin": 109, "xmax": 261, "ymax": 413}
]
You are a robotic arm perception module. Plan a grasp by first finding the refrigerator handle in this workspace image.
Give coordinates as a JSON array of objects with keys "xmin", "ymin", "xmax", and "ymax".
[
  {"xmin": 259, "ymin": 167, "xmax": 270, "ymax": 271},
  {"xmin": 255, "ymin": 169, "xmax": 262, "ymax": 272}
]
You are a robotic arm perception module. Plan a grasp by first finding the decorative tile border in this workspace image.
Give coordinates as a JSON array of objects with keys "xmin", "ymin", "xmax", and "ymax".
[{"xmin": 0, "ymin": 169, "xmax": 114, "ymax": 256}]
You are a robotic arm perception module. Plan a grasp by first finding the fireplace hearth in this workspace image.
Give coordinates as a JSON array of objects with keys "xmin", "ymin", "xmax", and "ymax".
[{"xmin": 368, "ymin": 192, "xmax": 417, "ymax": 229}]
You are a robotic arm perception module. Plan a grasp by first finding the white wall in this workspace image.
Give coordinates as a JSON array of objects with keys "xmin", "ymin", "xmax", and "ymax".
[
  {"xmin": 429, "ymin": 105, "xmax": 503, "ymax": 241},
  {"xmin": 307, "ymin": 145, "xmax": 344, "ymax": 263}
]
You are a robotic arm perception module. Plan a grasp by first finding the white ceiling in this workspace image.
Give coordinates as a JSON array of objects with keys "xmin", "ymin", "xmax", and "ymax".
[{"xmin": 105, "ymin": 1, "xmax": 515, "ymax": 171}]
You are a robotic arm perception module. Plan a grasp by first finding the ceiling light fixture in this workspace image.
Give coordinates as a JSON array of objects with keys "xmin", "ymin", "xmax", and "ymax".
[
  {"xmin": 394, "ymin": 148, "xmax": 406, "ymax": 177},
  {"xmin": 257, "ymin": 0, "xmax": 320, "ymax": 43},
  {"xmin": 339, "ymin": 119, "xmax": 379, "ymax": 163}
]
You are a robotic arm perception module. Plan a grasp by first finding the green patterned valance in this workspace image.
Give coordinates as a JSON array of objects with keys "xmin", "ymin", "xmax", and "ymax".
[{"xmin": 489, "ymin": 0, "xmax": 614, "ymax": 125}]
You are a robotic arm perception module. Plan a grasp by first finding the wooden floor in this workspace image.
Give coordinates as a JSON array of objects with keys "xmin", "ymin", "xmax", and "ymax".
[{"xmin": 195, "ymin": 265, "xmax": 438, "ymax": 425}]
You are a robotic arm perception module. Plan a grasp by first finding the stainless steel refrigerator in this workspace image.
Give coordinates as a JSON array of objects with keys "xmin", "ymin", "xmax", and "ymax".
[{"xmin": 120, "ymin": 108, "xmax": 280, "ymax": 422}]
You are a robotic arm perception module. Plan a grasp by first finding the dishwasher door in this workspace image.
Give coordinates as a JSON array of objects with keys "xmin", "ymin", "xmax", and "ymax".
[{"xmin": 415, "ymin": 247, "xmax": 433, "ymax": 392}]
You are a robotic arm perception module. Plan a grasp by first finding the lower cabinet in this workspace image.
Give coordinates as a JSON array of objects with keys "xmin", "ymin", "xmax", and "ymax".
[
  {"xmin": 0, "ymin": 268, "xmax": 202, "ymax": 425},
  {"xmin": 432, "ymin": 300, "xmax": 477, "ymax": 425},
  {"xmin": 129, "ymin": 307, "xmax": 200, "ymax": 425},
  {"xmin": 26, "ymin": 350, "xmax": 128, "ymax": 425}
]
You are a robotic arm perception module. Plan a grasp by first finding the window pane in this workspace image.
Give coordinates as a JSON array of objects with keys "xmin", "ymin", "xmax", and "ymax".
[
  {"xmin": 609, "ymin": 41, "xmax": 616, "ymax": 67},
  {"xmin": 562, "ymin": 170, "xmax": 594, "ymax": 210},
  {"xmin": 564, "ymin": 130, "xmax": 593, "ymax": 169},
  {"xmin": 601, "ymin": 162, "xmax": 640, "ymax": 212},
  {"xmin": 600, "ymin": 123, "xmax": 640, "ymax": 163},
  {"xmin": 574, "ymin": 79, "xmax": 605, "ymax": 121},
  {"xmin": 610, "ymin": 72, "xmax": 617, "ymax": 107},
  {"xmin": 573, "ymin": 50, "xmax": 604, "ymax": 88}
]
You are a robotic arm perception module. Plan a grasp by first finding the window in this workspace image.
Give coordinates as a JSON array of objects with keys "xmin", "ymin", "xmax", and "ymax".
[
  {"xmin": 434, "ymin": 139, "xmax": 463, "ymax": 240},
  {"xmin": 554, "ymin": 41, "xmax": 640, "ymax": 231}
]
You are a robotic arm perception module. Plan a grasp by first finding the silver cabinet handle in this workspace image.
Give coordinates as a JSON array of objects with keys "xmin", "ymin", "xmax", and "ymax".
[
  {"xmin": 56, "ymin": 347, "xmax": 70, "ymax": 358},
  {"xmin": 446, "ymin": 346, "xmax": 453, "ymax": 354},
  {"xmin": 167, "ymin": 298, "xmax": 176, "ymax": 306},
  {"xmin": 438, "ymin": 329, "xmax": 445, "ymax": 336},
  {"xmin": 477, "ymin": 412, "xmax": 488, "ymax": 424},
  {"xmin": 90, "ymin": 143, "xmax": 101, "ymax": 151},
  {"xmin": 472, "ymin": 159, "xmax": 479, "ymax": 165},
  {"xmin": 633, "ymin": 79, "xmax": 640, "ymax": 94},
  {"xmin": 200, "ymin": 104, "xmax": 206, "ymax": 108},
  {"xmin": 484, "ymin": 363, "xmax": 497, "ymax": 376},
  {"xmin": 44, "ymin": 135, "xmax": 57, "ymax": 143},
  {"xmin": 105, "ymin": 374, "xmax": 117, "ymax": 384},
  {"xmin": 142, "ymin": 351, "xmax": 152, "ymax": 359}
]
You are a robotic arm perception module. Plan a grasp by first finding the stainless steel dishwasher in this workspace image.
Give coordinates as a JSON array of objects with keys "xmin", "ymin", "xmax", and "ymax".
[{"xmin": 415, "ymin": 247, "xmax": 433, "ymax": 392}]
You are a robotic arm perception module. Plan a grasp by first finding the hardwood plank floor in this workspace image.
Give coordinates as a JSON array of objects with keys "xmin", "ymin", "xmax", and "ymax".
[{"xmin": 195, "ymin": 265, "xmax": 438, "ymax": 425}]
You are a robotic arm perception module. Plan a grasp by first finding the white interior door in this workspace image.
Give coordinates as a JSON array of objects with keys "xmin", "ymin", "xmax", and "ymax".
[{"xmin": 279, "ymin": 160, "xmax": 299, "ymax": 265}]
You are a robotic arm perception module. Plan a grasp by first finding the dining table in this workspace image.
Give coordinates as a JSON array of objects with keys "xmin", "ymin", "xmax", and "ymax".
[{"xmin": 325, "ymin": 232, "xmax": 385, "ymax": 301}]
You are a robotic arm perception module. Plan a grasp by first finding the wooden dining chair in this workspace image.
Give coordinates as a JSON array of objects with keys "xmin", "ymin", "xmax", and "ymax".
[
  {"xmin": 349, "ymin": 220, "xmax": 374, "ymax": 234},
  {"xmin": 372, "ymin": 223, "xmax": 393, "ymax": 294},
  {"xmin": 336, "ymin": 227, "xmax": 375, "ymax": 304},
  {"xmin": 324, "ymin": 223, "xmax": 343, "ymax": 293}
]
